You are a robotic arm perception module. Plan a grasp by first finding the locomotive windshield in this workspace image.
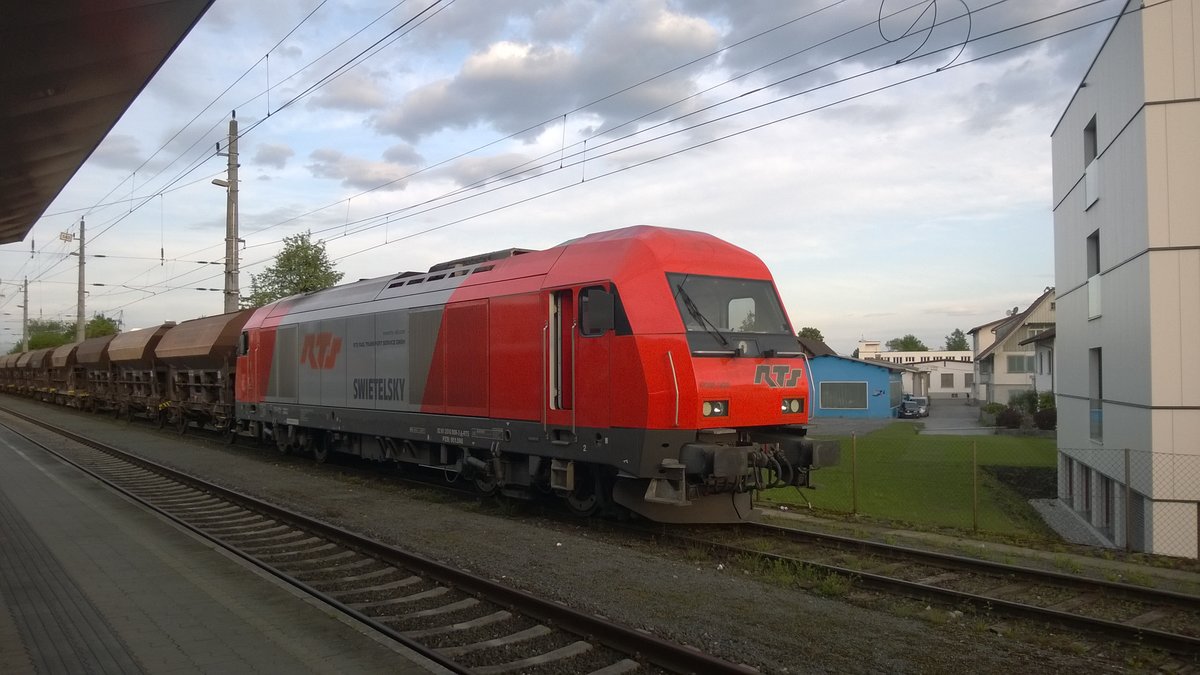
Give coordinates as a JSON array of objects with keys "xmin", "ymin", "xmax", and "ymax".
[{"xmin": 667, "ymin": 273, "xmax": 791, "ymax": 335}]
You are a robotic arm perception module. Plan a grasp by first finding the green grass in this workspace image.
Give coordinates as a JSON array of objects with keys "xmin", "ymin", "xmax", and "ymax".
[{"xmin": 761, "ymin": 423, "xmax": 1057, "ymax": 537}]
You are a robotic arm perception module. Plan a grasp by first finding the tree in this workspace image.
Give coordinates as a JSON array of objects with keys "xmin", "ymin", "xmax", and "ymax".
[
  {"xmin": 85, "ymin": 314, "xmax": 120, "ymax": 338},
  {"xmin": 12, "ymin": 318, "xmax": 72, "ymax": 352},
  {"xmin": 244, "ymin": 231, "xmax": 344, "ymax": 308},
  {"xmin": 797, "ymin": 326, "xmax": 825, "ymax": 342},
  {"xmin": 944, "ymin": 328, "xmax": 969, "ymax": 351},
  {"xmin": 885, "ymin": 334, "xmax": 928, "ymax": 351},
  {"xmin": 8, "ymin": 314, "xmax": 122, "ymax": 353}
]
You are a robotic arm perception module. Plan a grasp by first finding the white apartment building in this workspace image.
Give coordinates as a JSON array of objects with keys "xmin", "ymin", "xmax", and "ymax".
[{"xmin": 1051, "ymin": 0, "xmax": 1200, "ymax": 557}]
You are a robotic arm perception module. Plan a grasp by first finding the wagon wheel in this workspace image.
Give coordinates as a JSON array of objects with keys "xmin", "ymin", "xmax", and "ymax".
[
  {"xmin": 222, "ymin": 422, "xmax": 237, "ymax": 445},
  {"xmin": 175, "ymin": 412, "xmax": 188, "ymax": 436}
]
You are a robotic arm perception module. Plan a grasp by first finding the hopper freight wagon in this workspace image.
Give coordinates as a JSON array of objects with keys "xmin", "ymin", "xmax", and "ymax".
[
  {"xmin": 235, "ymin": 226, "xmax": 839, "ymax": 523},
  {"xmin": 23, "ymin": 348, "xmax": 53, "ymax": 397},
  {"xmin": 74, "ymin": 334, "xmax": 117, "ymax": 411},
  {"xmin": 107, "ymin": 323, "xmax": 173, "ymax": 419},
  {"xmin": 47, "ymin": 342, "xmax": 80, "ymax": 406},
  {"xmin": 156, "ymin": 309, "xmax": 253, "ymax": 434}
]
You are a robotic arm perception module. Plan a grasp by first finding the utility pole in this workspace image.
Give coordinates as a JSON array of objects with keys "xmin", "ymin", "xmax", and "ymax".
[
  {"xmin": 214, "ymin": 111, "xmax": 240, "ymax": 313},
  {"xmin": 76, "ymin": 218, "xmax": 85, "ymax": 341}
]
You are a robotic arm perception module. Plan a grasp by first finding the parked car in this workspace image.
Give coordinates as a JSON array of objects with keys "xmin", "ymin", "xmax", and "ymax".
[
  {"xmin": 898, "ymin": 401, "xmax": 924, "ymax": 419},
  {"xmin": 908, "ymin": 396, "xmax": 930, "ymax": 417}
]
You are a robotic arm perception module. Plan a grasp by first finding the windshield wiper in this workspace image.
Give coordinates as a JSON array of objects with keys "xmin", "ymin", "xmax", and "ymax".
[{"xmin": 675, "ymin": 283, "xmax": 733, "ymax": 350}]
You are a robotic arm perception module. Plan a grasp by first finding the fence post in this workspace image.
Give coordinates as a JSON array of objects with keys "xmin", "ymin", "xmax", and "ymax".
[
  {"xmin": 972, "ymin": 440, "xmax": 979, "ymax": 533},
  {"xmin": 851, "ymin": 433, "xmax": 858, "ymax": 515},
  {"xmin": 1124, "ymin": 447, "xmax": 1132, "ymax": 554}
]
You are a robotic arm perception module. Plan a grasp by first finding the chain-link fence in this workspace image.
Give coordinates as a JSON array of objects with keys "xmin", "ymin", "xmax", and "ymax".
[
  {"xmin": 761, "ymin": 429, "xmax": 1200, "ymax": 558},
  {"xmin": 1058, "ymin": 446, "xmax": 1200, "ymax": 558}
]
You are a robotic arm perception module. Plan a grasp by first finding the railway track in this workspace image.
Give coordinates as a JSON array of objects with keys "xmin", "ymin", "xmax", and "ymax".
[
  {"xmin": 627, "ymin": 519, "xmax": 1200, "ymax": 659},
  {"xmin": 0, "ymin": 408, "xmax": 753, "ymax": 675}
]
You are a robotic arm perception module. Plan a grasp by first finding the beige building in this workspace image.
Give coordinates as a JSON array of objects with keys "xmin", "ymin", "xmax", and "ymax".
[
  {"xmin": 1052, "ymin": 0, "xmax": 1200, "ymax": 556},
  {"xmin": 968, "ymin": 288, "xmax": 1056, "ymax": 406}
]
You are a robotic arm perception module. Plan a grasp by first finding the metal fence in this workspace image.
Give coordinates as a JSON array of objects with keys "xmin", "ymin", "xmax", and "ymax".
[{"xmin": 762, "ymin": 433, "xmax": 1200, "ymax": 559}]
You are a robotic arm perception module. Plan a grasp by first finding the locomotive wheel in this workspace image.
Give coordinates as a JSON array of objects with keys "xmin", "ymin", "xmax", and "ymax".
[
  {"xmin": 474, "ymin": 473, "xmax": 498, "ymax": 497},
  {"xmin": 311, "ymin": 435, "xmax": 329, "ymax": 464},
  {"xmin": 564, "ymin": 471, "xmax": 603, "ymax": 517},
  {"xmin": 275, "ymin": 427, "xmax": 291, "ymax": 455}
]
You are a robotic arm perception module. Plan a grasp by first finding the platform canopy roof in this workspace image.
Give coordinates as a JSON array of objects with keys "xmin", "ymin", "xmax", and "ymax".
[{"xmin": 0, "ymin": 0, "xmax": 214, "ymax": 245}]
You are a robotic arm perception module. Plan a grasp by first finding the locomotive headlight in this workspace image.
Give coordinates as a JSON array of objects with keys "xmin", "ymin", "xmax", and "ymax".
[
  {"xmin": 782, "ymin": 398, "xmax": 804, "ymax": 414},
  {"xmin": 702, "ymin": 400, "xmax": 728, "ymax": 417}
]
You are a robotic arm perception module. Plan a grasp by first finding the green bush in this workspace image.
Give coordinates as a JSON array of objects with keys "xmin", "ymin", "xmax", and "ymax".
[
  {"xmin": 1034, "ymin": 407, "xmax": 1057, "ymax": 431},
  {"xmin": 1008, "ymin": 390, "xmax": 1039, "ymax": 414},
  {"xmin": 1037, "ymin": 392, "xmax": 1055, "ymax": 412},
  {"xmin": 982, "ymin": 402, "xmax": 1007, "ymax": 415},
  {"xmin": 996, "ymin": 407, "xmax": 1024, "ymax": 429}
]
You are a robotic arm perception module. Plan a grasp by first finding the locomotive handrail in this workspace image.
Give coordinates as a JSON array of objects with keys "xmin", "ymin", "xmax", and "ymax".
[
  {"xmin": 666, "ymin": 350, "xmax": 679, "ymax": 427},
  {"xmin": 571, "ymin": 319, "xmax": 577, "ymax": 436},
  {"xmin": 541, "ymin": 322, "xmax": 548, "ymax": 433}
]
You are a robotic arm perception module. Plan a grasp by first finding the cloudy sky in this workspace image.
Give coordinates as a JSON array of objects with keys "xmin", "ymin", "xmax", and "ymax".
[{"xmin": 1, "ymin": 0, "xmax": 1124, "ymax": 354}]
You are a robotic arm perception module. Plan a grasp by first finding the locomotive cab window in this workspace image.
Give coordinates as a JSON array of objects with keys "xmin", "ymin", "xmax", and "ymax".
[
  {"xmin": 238, "ymin": 331, "xmax": 249, "ymax": 356},
  {"xmin": 667, "ymin": 273, "xmax": 791, "ymax": 334},
  {"xmin": 579, "ymin": 286, "xmax": 614, "ymax": 336}
]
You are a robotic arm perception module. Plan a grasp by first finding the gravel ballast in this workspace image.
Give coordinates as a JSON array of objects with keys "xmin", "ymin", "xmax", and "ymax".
[{"xmin": 3, "ymin": 398, "xmax": 1137, "ymax": 674}]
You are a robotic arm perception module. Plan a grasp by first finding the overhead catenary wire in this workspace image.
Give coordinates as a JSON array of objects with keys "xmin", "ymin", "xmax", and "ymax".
[
  {"xmin": 17, "ymin": 0, "xmax": 1127, "ymax": 323},
  {"xmin": 89, "ymin": 1, "xmax": 1131, "ymax": 314}
]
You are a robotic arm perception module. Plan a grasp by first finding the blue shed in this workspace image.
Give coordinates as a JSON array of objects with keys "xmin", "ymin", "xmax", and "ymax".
[{"xmin": 807, "ymin": 355, "xmax": 905, "ymax": 419}]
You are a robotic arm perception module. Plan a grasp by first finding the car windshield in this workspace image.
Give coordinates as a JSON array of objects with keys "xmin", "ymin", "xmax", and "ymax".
[{"xmin": 667, "ymin": 273, "xmax": 792, "ymax": 335}]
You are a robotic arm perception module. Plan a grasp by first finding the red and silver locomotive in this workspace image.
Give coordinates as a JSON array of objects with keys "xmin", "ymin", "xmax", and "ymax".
[
  {"xmin": 2, "ymin": 225, "xmax": 838, "ymax": 522},
  {"xmin": 233, "ymin": 226, "xmax": 838, "ymax": 522}
]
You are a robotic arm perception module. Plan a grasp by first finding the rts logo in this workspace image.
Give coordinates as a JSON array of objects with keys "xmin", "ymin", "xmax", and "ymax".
[
  {"xmin": 300, "ymin": 332, "xmax": 343, "ymax": 370},
  {"xmin": 754, "ymin": 365, "xmax": 802, "ymax": 388}
]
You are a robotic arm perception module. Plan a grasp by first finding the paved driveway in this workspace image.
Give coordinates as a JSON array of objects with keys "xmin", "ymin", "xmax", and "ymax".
[
  {"xmin": 918, "ymin": 399, "xmax": 993, "ymax": 435},
  {"xmin": 806, "ymin": 399, "xmax": 991, "ymax": 438}
]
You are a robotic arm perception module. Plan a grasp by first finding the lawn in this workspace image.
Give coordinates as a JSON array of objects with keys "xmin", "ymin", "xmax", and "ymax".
[{"xmin": 760, "ymin": 423, "xmax": 1059, "ymax": 538}]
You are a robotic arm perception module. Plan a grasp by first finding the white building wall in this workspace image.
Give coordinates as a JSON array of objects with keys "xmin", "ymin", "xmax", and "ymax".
[
  {"xmin": 922, "ymin": 360, "xmax": 975, "ymax": 400},
  {"xmin": 1052, "ymin": 0, "xmax": 1200, "ymax": 557}
]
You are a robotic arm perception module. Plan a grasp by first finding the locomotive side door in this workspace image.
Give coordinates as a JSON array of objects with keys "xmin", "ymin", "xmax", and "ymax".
[{"xmin": 545, "ymin": 285, "xmax": 613, "ymax": 439}]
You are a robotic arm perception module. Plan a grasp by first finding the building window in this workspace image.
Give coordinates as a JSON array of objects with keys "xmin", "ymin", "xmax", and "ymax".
[
  {"xmin": 1086, "ymin": 230, "xmax": 1100, "ymax": 277},
  {"xmin": 1081, "ymin": 468, "xmax": 1092, "ymax": 518},
  {"xmin": 1006, "ymin": 354, "xmax": 1035, "ymax": 373},
  {"xmin": 820, "ymin": 381, "xmax": 867, "ymax": 409},
  {"xmin": 1099, "ymin": 475, "xmax": 1114, "ymax": 538},
  {"xmin": 1083, "ymin": 115, "xmax": 1097, "ymax": 165},
  {"xmin": 965, "ymin": 373, "xmax": 974, "ymax": 387},
  {"xmin": 1089, "ymin": 347, "xmax": 1103, "ymax": 442},
  {"xmin": 1065, "ymin": 457, "xmax": 1074, "ymax": 505},
  {"xmin": 940, "ymin": 373, "xmax": 954, "ymax": 388}
]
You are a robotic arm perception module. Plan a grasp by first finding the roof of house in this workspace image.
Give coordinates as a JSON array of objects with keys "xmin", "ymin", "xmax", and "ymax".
[
  {"xmin": 1018, "ymin": 326, "xmax": 1056, "ymax": 347},
  {"xmin": 976, "ymin": 287, "xmax": 1056, "ymax": 361},
  {"xmin": 797, "ymin": 336, "xmax": 836, "ymax": 357},
  {"xmin": 812, "ymin": 354, "xmax": 917, "ymax": 373}
]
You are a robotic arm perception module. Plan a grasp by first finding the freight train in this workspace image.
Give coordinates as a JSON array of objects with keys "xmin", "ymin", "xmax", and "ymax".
[{"xmin": 0, "ymin": 226, "xmax": 838, "ymax": 523}]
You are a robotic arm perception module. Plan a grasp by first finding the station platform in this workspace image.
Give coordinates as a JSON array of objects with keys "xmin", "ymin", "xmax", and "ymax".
[{"xmin": 0, "ymin": 425, "xmax": 446, "ymax": 674}]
